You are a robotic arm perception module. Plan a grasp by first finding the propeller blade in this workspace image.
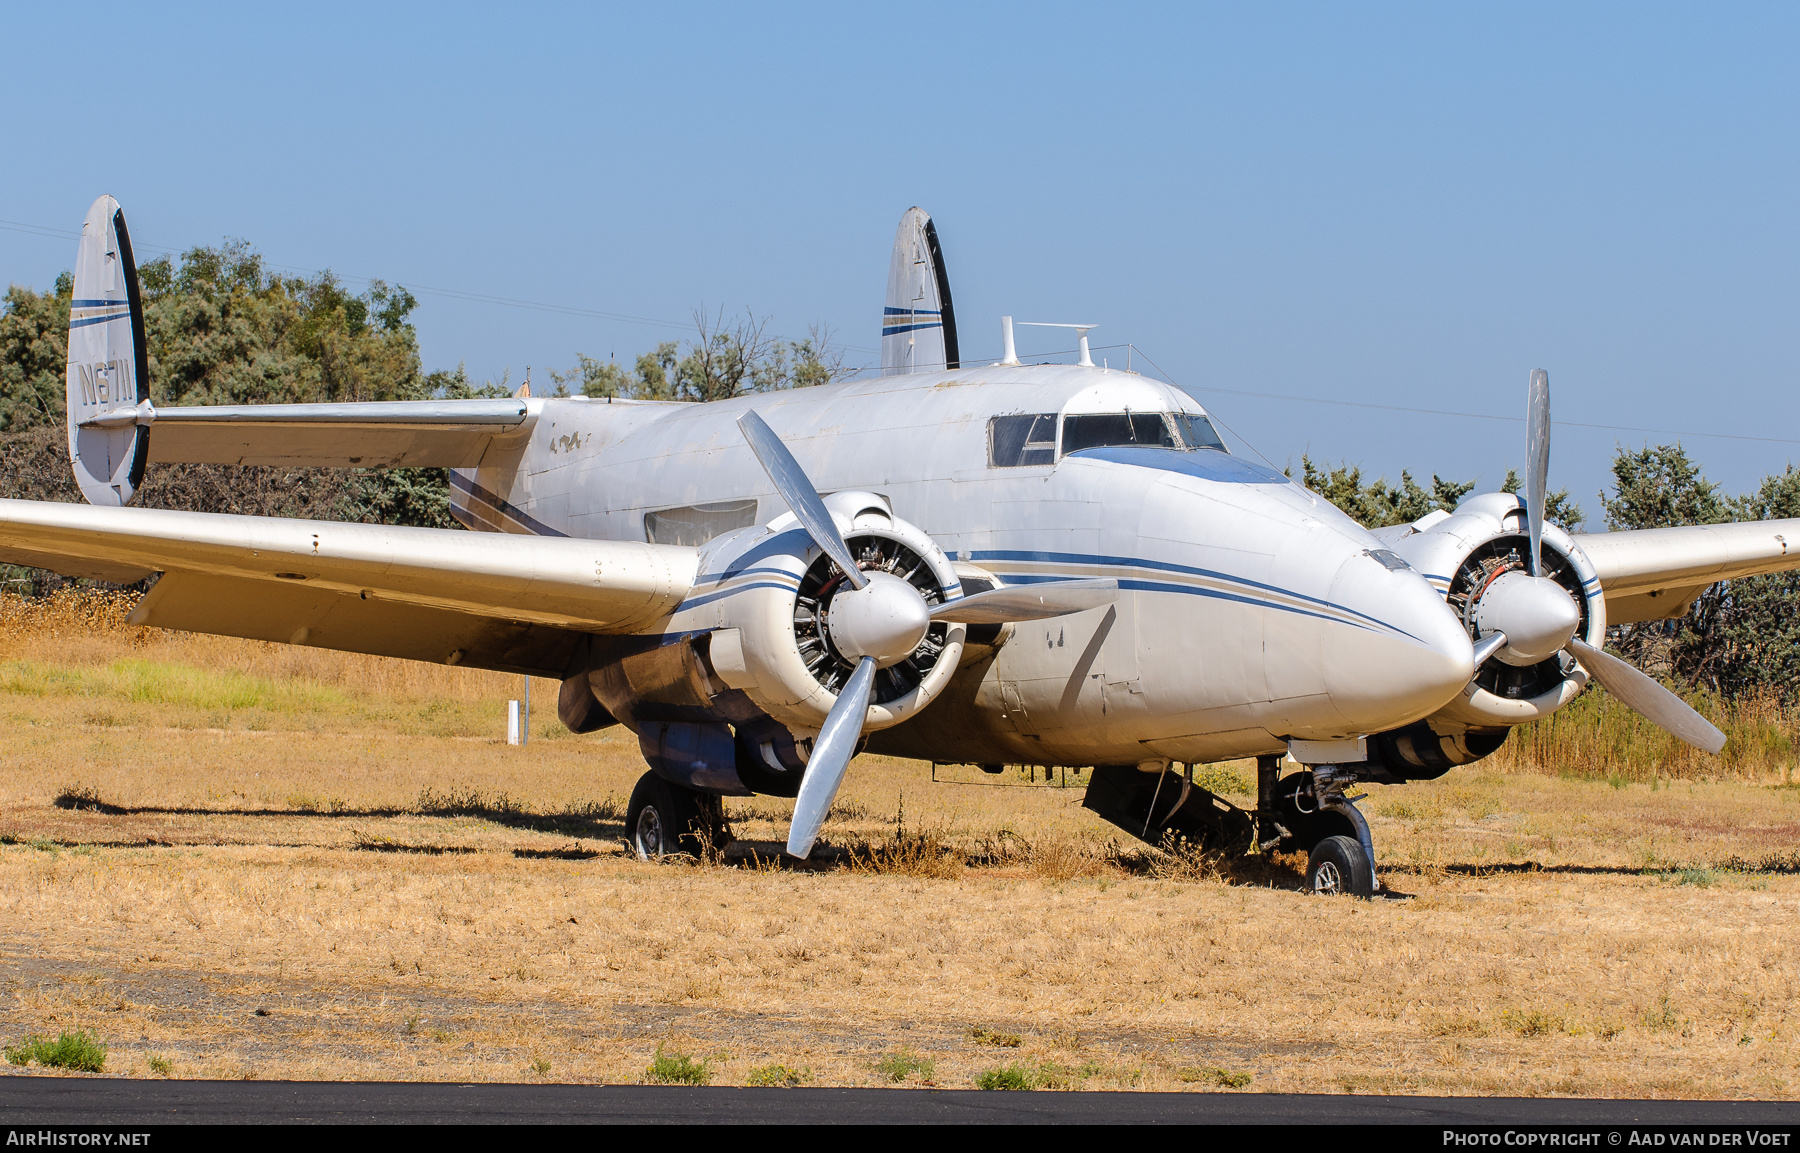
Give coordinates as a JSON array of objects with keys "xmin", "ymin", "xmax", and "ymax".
[
  {"xmin": 737, "ymin": 410, "xmax": 867, "ymax": 591},
  {"xmin": 1526, "ymin": 369, "xmax": 1550, "ymax": 577},
  {"xmin": 930, "ymin": 578, "xmax": 1119, "ymax": 624},
  {"xmin": 1566, "ymin": 637, "xmax": 1726, "ymax": 754},
  {"xmin": 1470, "ymin": 630, "xmax": 1509, "ymax": 668},
  {"xmin": 786, "ymin": 654, "xmax": 879, "ymax": 858}
]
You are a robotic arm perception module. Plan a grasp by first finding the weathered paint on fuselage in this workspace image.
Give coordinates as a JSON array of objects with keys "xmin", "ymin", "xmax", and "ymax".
[{"xmin": 453, "ymin": 365, "xmax": 1474, "ymax": 766}]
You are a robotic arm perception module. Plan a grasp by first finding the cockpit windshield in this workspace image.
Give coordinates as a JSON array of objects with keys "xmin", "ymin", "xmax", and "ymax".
[
  {"xmin": 987, "ymin": 410, "xmax": 1228, "ymax": 467},
  {"xmin": 1061, "ymin": 411, "xmax": 1227, "ymax": 455}
]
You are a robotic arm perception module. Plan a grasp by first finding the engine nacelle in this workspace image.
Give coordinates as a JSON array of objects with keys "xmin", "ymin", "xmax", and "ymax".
[
  {"xmin": 1385, "ymin": 491, "xmax": 1605, "ymax": 733},
  {"xmin": 667, "ymin": 490, "xmax": 967, "ymax": 736}
]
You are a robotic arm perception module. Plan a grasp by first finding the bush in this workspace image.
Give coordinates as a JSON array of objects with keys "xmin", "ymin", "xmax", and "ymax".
[
  {"xmin": 646, "ymin": 1046, "xmax": 710, "ymax": 1085},
  {"xmin": 5, "ymin": 1030, "xmax": 107, "ymax": 1072},
  {"xmin": 746, "ymin": 1063, "xmax": 809, "ymax": 1087},
  {"xmin": 968, "ymin": 1025, "xmax": 1022, "ymax": 1047},
  {"xmin": 1176, "ymin": 1065, "xmax": 1252, "ymax": 1088},
  {"xmin": 974, "ymin": 1064, "xmax": 1038, "ymax": 1090},
  {"xmin": 873, "ymin": 1049, "xmax": 935, "ymax": 1083}
]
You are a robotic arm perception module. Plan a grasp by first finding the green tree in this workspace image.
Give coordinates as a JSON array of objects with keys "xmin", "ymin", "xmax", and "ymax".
[
  {"xmin": 1495, "ymin": 470, "xmax": 1586, "ymax": 530},
  {"xmin": 1298, "ymin": 456, "xmax": 1477, "ymax": 529},
  {"xmin": 0, "ymin": 272, "xmax": 73, "ymax": 430},
  {"xmin": 1600, "ymin": 444, "xmax": 1729, "ymax": 531},
  {"xmin": 549, "ymin": 318, "xmax": 847, "ymax": 402},
  {"xmin": 1674, "ymin": 465, "xmax": 1800, "ymax": 700}
]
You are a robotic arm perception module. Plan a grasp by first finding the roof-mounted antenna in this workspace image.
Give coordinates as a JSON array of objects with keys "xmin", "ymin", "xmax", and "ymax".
[
  {"xmin": 999, "ymin": 316, "xmax": 1020, "ymax": 366},
  {"xmin": 1017, "ymin": 322, "xmax": 1098, "ymax": 367}
]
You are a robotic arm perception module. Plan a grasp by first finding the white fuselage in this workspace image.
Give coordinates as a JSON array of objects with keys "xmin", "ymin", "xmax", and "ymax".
[{"xmin": 453, "ymin": 365, "xmax": 1474, "ymax": 767}]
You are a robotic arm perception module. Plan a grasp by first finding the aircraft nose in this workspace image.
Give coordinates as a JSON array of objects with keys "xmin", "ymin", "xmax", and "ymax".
[{"xmin": 1317, "ymin": 550, "xmax": 1475, "ymax": 734}]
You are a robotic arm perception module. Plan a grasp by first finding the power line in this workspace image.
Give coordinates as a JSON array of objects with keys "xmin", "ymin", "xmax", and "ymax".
[
  {"xmin": 0, "ymin": 218, "xmax": 882, "ymax": 354},
  {"xmin": 8, "ymin": 216, "xmax": 1799, "ymax": 446},
  {"xmin": 1122, "ymin": 345, "xmax": 1800, "ymax": 449}
]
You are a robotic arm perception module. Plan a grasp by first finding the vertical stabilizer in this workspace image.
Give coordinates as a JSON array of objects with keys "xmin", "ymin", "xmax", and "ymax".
[
  {"xmin": 65, "ymin": 195, "xmax": 150, "ymax": 506},
  {"xmin": 881, "ymin": 207, "xmax": 959, "ymax": 375}
]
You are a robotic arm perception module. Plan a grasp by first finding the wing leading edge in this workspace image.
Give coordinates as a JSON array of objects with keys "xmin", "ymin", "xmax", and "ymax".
[
  {"xmin": 0, "ymin": 499, "xmax": 697, "ymax": 677},
  {"xmin": 1574, "ymin": 518, "xmax": 1800, "ymax": 624}
]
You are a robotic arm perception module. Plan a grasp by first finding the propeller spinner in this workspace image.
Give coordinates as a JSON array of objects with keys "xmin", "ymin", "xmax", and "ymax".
[{"xmin": 736, "ymin": 410, "xmax": 1120, "ymax": 857}]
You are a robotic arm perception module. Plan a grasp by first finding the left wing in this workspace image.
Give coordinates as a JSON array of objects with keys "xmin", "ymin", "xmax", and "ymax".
[
  {"xmin": 1573, "ymin": 519, "xmax": 1800, "ymax": 624},
  {"xmin": 0, "ymin": 499, "xmax": 697, "ymax": 676}
]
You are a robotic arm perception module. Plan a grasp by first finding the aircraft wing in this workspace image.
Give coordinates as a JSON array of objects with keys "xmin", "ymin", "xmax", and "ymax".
[
  {"xmin": 1573, "ymin": 518, "xmax": 1800, "ymax": 624},
  {"xmin": 84, "ymin": 399, "xmax": 534, "ymax": 467},
  {"xmin": 0, "ymin": 499, "xmax": 696, "ymax": 677}
]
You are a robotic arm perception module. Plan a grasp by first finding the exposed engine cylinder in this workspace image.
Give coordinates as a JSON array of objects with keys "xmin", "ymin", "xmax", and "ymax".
[{"xmin": 1387, "ymin": 492, "xmax": 1605, "ymax": 730}]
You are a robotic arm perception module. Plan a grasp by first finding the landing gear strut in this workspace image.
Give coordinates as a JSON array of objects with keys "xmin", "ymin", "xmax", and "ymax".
[
  {"xmin": 1253, "ymin": 756, "xmax": 1378, "ymax": 898},
  {"xmin": 1306, "ymin": 763, "xmax": 1378, "ymax": 898}
]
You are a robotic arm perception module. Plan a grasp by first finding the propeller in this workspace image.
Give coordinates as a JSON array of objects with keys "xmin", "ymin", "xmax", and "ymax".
[
  {"xmin": 1526, "ymin": 369, "xmax": 1550, "ymax": 578},
  {"xmin": 735, "ymin": 410, "xmax": 1119, "ymax": 857},
  {"xmin": 1567, "ymin": 638, "xmax": 1726, "ymax": 754},
  {"xmin": 1466, "ymin": 371, "xmax": 1726, "ymax": 753},
  {"xmin": 930, "ymin": 578, "xmax": 1118, "ymax": 624}
]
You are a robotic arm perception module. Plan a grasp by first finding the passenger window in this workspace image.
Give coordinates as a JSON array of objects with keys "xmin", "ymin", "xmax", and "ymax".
[
  {"xmin": 988, "ymin": 413, "xmax": 1058, "ymax": 467},
  {"xmin": 644, "ymin": 499, "xmax": 759, "ymax": 546}
]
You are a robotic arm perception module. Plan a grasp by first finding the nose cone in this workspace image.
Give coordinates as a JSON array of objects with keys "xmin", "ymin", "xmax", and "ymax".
[{"xmin": 1315, "ymin": 551, "xmax": 1476, "ymax": 735}]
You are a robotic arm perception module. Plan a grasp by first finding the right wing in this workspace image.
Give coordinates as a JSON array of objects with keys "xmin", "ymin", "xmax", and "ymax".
[
  {"xmin": 1573, "ymin": 519, "xmax": 1800, "ymax": 624},
  {"xmin": 0, "ymin": 499, "xmax": 697, "ymax": 677}
]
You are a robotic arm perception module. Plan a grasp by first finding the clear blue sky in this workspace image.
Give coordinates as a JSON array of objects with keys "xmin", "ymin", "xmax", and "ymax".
[{"xmin": 4, "ymin": 2, "xmax": 1797, "ymax": 526}]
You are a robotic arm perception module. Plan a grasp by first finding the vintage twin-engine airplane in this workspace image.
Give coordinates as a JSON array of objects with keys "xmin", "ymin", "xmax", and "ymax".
[{"xmin": 11, "ymin": 196, "xmax": 1800, "ymax": 897}]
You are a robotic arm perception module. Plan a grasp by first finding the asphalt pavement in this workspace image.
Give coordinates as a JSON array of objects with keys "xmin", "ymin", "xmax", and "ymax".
[{"xmin": 4, "ymin": 1078, "xmax": 1799, "ymax": 1125}]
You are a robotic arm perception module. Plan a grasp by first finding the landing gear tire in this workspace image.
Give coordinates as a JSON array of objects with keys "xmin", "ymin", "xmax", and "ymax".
[
  {"xmin": 1307, "ymin": 834, "xmax": 1374, "ymax": 899},
  {"xmin": 626, "ymin": 772, "xmax": 730, "ymax": 861}
]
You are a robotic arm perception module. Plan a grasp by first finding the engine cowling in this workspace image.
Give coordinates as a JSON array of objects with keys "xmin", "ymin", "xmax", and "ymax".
[
  {"xmin": 677, "ymin": 490, "xmax": 967, "ymax": 734},
  {"xmin": 1386, "ymin": 491, "xmax": 1605, "ymax": 731}
]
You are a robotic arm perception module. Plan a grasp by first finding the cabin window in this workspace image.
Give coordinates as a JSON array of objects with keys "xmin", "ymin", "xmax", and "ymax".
[
  {"xmin": 644, "ymin": 499, "xmax": 759, "ymax": 546},
  {"xmin": 1061, "ymin": 411, "xmax": 1227, "ymax": 456},
  {"xmin": 988, "ymin": 414, "xmax": 1058, "ymax": 467}
]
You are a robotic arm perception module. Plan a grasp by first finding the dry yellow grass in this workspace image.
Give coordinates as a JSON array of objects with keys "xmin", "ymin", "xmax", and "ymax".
[{"xmin": 1, "ymin": 591, "xmax": 1798, "ymax": 1095}]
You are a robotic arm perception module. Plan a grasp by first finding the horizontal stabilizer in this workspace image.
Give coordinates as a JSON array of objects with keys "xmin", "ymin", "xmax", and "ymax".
[{"xmin": 74, "ymin": 399, "xmax": 535, "ymax": 468}]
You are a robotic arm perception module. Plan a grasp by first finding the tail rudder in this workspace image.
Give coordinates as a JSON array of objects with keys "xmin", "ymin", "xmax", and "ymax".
[
  {"xmin": 880, "ymin": 207, "xmax": 959, "ymax": 375},
  {"xmin": 65, "ymin": 195, "xmax": 150, "ymax": 506}
]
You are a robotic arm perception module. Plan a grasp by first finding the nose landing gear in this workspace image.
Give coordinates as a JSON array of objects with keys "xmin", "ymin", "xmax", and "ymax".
[{"xmin": 1254, "ymin": 754, "xmax": 1379, "ymax": 899}]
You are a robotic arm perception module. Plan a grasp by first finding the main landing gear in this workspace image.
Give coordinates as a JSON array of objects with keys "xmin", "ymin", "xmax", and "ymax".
[
  {"xmin": 1254, "ymin": 754, "xmax": 1380, "ymax": 899},
  {"xmin": 626, "ymin": 772, "xmax": 732, "ymax": 861}
]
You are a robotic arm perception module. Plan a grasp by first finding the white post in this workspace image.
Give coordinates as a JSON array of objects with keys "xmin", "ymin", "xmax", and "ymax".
[
  {"xmin": 507, "ymin": 700, "xmax": 521, "ymax": 745},
  {"xmin": 1000, "ymin": 316, "xmax": 1019, "ymax": 366}
]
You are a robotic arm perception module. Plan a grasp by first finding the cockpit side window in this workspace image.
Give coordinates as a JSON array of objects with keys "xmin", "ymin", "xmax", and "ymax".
[
  {"xmin": 1170, "ymin": 412, "xmax": 1227, "ymax": 451},
  {"xmin": 988, "ymin": 413, "xmax": 1058, "ymax": 467}
]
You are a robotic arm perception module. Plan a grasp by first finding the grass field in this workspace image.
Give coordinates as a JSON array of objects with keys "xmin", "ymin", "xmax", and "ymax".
[{"xmin": 1, "ymin": 592, "xmax": 1797, "ymax": 1095}]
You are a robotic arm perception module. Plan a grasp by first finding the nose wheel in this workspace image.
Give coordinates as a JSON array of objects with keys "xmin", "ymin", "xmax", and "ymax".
[
  {"xmin": 1255, "ymin": 757, "xmax": 1379, "ymax": 898},
  {"xmin": 1306, "ymin": 835, "xmax": 1374, "ymax": 897}
]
